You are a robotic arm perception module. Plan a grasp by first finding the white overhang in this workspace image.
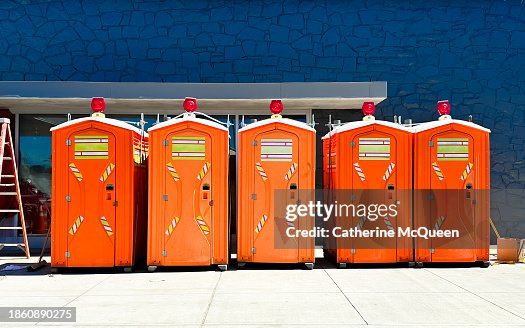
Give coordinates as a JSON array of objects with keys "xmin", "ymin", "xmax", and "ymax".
[{"xmin": 0, "ymin": 81, "xmax": 387, "ymax": 114}]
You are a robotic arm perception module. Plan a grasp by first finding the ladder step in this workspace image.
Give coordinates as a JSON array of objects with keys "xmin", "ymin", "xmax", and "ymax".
[{"xmin": 0, "ymin": 121, "xmax": 30, "ymax": 258}]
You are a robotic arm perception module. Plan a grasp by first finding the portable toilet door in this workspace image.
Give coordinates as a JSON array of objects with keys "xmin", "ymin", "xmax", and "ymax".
[
  {"xmin": 147, "ymin": 98, "xmax": 229, "ymax": 271},
  {"xmin": 68, "ymin": 130, "xmax": 116, "ymax": 267},
  {"xmin": 237, "ymin": 100, "xmax": 316, "ymax": 268},
  {"xmin": 51, "ymin": 98, "xmax": 149, "ymax": 269},
  {"xmin": 413, "ymin": 101, "xmax": 490, "ymax": 263},
  {"xmin": 323, "ymin": 102, "xmax": 413, "ymax": 266}
]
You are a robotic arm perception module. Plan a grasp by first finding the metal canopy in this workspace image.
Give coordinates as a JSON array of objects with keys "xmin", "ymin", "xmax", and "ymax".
[{"xmin": 0, "ymin": 81, "xmax": 387, "ymax": 114}]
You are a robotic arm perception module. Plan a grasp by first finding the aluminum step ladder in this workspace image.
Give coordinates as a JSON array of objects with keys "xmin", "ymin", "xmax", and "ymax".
[{"xmin": 0, "ymin": 118, "xmax": 30, "ymax": 258}]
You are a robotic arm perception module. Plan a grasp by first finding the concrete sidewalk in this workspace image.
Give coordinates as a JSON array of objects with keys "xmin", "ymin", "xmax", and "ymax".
[{"xmin": 0, "ymin": 256, "xmax": 524, "ymax": 327}]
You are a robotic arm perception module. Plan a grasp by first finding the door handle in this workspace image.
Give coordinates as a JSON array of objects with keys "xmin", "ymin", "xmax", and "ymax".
[
  {"xmin": 466, "ymin": 183, "xmax": 472, "ymax": 199},
  {"xmin": 388, "ymin": 184, "xmax": 394, "ymax": 199},
  {"xmin": 106, "ymin": 184, "xmax": 114, "ymax": 200},
  {"xmin": 290, "ymin": 183, "xmax": 297, "ymax": 199},
  {"xmin": 202, "ymin": 183, "xmax": 210, "ymax": 200}
]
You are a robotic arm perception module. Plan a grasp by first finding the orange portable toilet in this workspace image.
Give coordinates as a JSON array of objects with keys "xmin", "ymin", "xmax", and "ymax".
[
  {"xmin": 323, "ymin": 102, "xmax": 413, "ymax": 267},
  {"xmin": 51, "ymin": 98, "xmax": 148, "ymax": 271},
  {"xmin": 147, "ymin": 98, "xmax": 229, "ymax": 271},
  {"xmin": 413, "ymin": 101, "xmax": 490, "ymax": 264},
  {"xmin": 237, "ymin": 100, "xmax": 316, "ymax": 269}
]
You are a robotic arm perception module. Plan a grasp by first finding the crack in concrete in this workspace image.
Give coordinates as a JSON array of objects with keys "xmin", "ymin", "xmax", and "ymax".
[
  {"xmin": 424, "ymin": 268, "xmax": 525, "ymax": 322},
  {"xmin": 320, "ymin": 262, "xmax": 369, "ymax": 325},
  {"xmin": 200, "ymin": 271, "xmax": 222, "ymax": 327}
]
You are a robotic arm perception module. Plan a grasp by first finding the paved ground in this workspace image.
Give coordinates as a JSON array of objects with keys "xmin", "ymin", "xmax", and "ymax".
[{"xmin": 0, "ymin": 254, "xmax": 524, "ymax": 327}]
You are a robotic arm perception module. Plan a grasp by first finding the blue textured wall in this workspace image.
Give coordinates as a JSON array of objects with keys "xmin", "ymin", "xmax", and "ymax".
[{"xmin": 0, "ymin": 0, "xmax": 524, "ymax": 192}]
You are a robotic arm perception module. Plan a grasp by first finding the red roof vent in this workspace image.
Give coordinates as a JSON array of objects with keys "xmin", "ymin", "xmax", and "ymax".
[
  {"xmin": 91, "ymin": 97, "xmax": 106, "ymax": 112},
  {"xmin": 437, "ymin": 100, "xmax": 451, "ymax": 116},
  {"xmin": 270, "ymin": 100, "xmax": 283, "ymax": 115},
  {"xmin": 362, "ymin": 102, "xmax": 375, "ymax": 116},
  {"xmin": 183, "ymin": 97, "xmax": 197, "ymax": 112}
]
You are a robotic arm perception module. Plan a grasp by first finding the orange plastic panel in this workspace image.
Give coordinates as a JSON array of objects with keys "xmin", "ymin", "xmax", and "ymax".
[
  {"xmin": 51, "ymin": 119, "xmax": 148, "ymax": 268},
  {"xmin": 237, "ymin": 120, "xmax": 315, "ymax": 264},
  {"xmin": 414, "ymin": 121, "xmax": 490, "ymax": 263},
  {"xmin": 147, "ymin": 119, "xmax": 229, "ymax": 267},
  {"xmin": 323, "ymin": 122, "xmax": 413, "ymax": 264}
]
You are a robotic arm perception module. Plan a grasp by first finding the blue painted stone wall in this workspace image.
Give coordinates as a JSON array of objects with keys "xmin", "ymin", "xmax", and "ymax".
[{"xmin": 1, "ymin": 1, "xmax": 524, "ymax": 237}]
